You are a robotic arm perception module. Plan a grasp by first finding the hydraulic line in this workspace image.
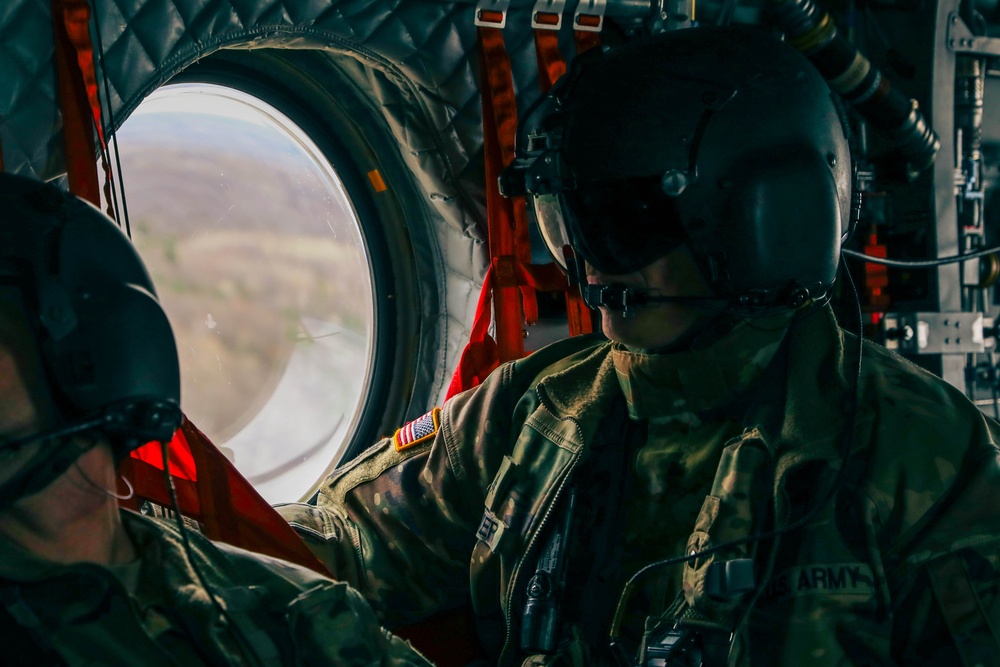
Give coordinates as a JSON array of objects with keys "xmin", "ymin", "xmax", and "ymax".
[{"xmin": 769, "ymin": 0, "xmax": 940, "ymax": 180}]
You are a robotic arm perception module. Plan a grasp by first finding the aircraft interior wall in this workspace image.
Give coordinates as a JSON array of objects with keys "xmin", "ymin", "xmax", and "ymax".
[{"xmin": 3, "ymin": 0, "xmax": 1000, "ymax": 501}]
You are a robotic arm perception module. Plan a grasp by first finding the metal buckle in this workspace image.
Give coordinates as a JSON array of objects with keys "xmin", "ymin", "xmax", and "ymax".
[
  {"xmin": 532, "ymin": 0, "xmax": 567, "ymax": 30},
  {"xmin": 582, "ymin": 284, "xmax": 646, "ymax": 318},
  {"xmin": 475, "ymin": 0, "xmax": 512, "ymax": 28},
  {"xmin": 573, "ymin": 0, "xmax": 607, "ymax": 32}
]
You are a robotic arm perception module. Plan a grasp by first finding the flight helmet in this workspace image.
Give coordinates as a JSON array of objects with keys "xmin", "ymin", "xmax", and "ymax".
[
  {"xmin": 0, "ymin": 173, "xmax": 180, "ymax": 503},
  {"xmin": 502, "ymin": 25, "xmax": 853, "ymax": 314}
]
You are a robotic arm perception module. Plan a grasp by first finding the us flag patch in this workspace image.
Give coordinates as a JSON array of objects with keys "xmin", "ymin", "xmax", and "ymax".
[{"xmin": 393, "ymin": 407, "xmax": 441, "ymax": 452}]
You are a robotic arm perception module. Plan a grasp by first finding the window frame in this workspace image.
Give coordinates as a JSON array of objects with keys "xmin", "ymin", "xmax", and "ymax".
[{"xmin": 125, "ymin": 49, "xmax": 425, "ymax": 500}]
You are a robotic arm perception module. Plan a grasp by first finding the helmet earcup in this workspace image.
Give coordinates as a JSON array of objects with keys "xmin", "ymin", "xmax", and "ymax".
[{"xmin": 689, "ymin": 146, "xmax": 843, "ymax": 301}]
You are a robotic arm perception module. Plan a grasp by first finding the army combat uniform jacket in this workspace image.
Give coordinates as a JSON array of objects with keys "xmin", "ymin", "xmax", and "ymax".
[
  {"xmin": 0, "ymin": 509, "xmax": 431, "ymax": 666},
  {"xmin": 279, "ymin": 305, "xmax": 1000, "ymax": 666}
]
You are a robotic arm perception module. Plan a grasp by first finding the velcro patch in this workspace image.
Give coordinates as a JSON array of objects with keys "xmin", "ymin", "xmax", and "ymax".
[
  {"xmin": 476, "ymin": 508, "xmax": 507, "ymax": 552},
  {"xmin": 393, "ymin": 407, "xmax": 441, "ymax": 452}
]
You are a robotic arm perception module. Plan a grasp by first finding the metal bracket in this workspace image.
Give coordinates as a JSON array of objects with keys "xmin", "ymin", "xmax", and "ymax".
[
  {"xmin": 573, "ymin": 0, "xmax": 607, "ymax": 32},
  {"xmin": 475, "ymin": 0, "xmax": 511, "ymax": 28},
  {"xmin": 532, "ymin": 0, "xmax": 567, "ymax": 29},
  {"xmin": 883, "ymin": 311, "xmax": 990, "ymax": 354},
  {"xmin": 946, "ymin": 12, "xmax": 1000, "ymax": 57}
]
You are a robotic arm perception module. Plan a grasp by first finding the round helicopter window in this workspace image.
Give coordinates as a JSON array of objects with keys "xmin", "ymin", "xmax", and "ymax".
[{"xmin": 109, "ymin": 83, "xmax": 376, "ymax": 503}]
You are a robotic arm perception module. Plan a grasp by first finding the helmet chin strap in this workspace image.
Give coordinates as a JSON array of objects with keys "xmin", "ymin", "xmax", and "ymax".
[
  {"xmin": 582, "ymin": 282, "xmax": 824, "ymax": 319},
  {"xmin": 0, "ymin": 424, "xmax": 101, "ymax": 509},
  {"xmin": 0, "ymin": 399, "xmax": 181, "ymax": 508},
  {"xmin": 581, "ymin": 284, "xmax": 726, "ymax": 318}
]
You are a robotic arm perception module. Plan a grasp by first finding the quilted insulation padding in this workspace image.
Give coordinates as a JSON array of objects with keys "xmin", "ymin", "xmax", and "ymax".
[{"xmin": 0, "ymin": 0, "xmax": 552, "ymax": 408}]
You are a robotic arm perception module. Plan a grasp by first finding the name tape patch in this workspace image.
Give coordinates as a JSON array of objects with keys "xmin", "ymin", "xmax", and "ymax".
[
  {"xmin": 758, "ymin": 562, "xmax": 875, "ymax": 607},
  {"xmin": 393, "ymin": 407, "xmax": 441, "ymax": 452}
]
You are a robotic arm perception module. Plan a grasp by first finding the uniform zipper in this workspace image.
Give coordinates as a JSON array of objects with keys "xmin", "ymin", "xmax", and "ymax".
[
  {"xmin": 499, "ymin": 452, "xmax": 580, "ymax": 666},
  {"xmin": 498, "ymin": 387, "xmax": 585, "ymax": 667}
]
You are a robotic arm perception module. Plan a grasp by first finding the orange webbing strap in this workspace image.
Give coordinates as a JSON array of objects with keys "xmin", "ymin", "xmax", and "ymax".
[
  {"xmin": 51, "ymin": 0, "xmax": 117, "ymax": 213},
  {"xmin": 569, "ymin": 22, "xmax": 599, "ymax": 335},
  {"xmin": 446, "ymin": 266, "xmax": 501, "ymax": 399},
  {"xmin": 574, "ymin": 28, "xmax": 602, "ymax": 55},
  {"xmin": 118, "ymin": 416, "xmax": 330, "ymax": 576},
  {"xmin": 565, "ymin": 287, "xmax": 593, "ymax": 335},
  {"xmin": 533, "ymin": 27, "xmax": 594, "ymax": 337},
  {"xmin": 52, "ymin": 0, "xmax": 116, "ymax": 214},
  {"xmin": 446, "ymin": 261, "xmax": 570, "ymax": 400},
  {"xmin": 51, "ymin": 0, "xmax": 100, "ymax": 205},
  {"xmin": 534, "ymin": 30, "xmax": 567, "ymax": 93},
  {"xmin": 520, "ymin": 261, "xmax": 570, "ymax": 290},
  {"xmin": 480, "ymin": 26, "xmax": 535, "ymax": 352},
  {"xmin": 450, "ymin": 24, "xmax": 593, "ymax": 397},
  {"xmin": 446, "ymin": 27, "xmax": 523, "ymax": 396}
]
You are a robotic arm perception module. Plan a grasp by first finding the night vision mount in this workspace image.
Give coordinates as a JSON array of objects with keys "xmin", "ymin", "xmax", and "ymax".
[{"xmin": 498, "ymin": 129, "xmax": 575, "ymax": 199}]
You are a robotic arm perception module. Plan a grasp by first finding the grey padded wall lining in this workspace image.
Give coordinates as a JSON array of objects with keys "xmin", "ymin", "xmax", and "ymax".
[
  {"xmin": 0, "ymin": 0, "xmax": 547, "ymax": 410},
  {"xmin": 1, "ymin": 1, "xmax": 65, "ymax": 178}
]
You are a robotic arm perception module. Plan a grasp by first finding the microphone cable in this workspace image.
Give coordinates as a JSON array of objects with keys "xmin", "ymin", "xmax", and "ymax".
[{"xmin": 606, "ymin": 251, "xmax": 865, "ymax": 657}]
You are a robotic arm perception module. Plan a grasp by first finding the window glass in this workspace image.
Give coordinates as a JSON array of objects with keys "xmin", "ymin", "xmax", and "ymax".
[{"xmin": 109, "ymin": 83, "xmax": 375, "ymax": 503}]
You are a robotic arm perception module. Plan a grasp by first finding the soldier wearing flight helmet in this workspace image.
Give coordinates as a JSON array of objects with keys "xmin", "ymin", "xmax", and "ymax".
[
  {"xmin": 0, "ymin": 173, "xmax": 432, "ymax": 667},
  {"xmin": 280, "ymin": 26, "xmax": 1000, "ymax": 666}
]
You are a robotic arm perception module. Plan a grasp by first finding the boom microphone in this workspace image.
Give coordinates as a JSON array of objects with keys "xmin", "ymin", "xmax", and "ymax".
[{"xmin": 581, "ymin": 284, "xmax": 726, "ymax": 317}]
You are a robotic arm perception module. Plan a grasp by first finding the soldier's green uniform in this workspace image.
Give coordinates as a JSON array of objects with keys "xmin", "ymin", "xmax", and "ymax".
[
  {"xmin": 279, "ymin": 305, "xmax": 1000, "ymax": 666},
  {"xmin": 0, "ymin": 509, "xmax": 432, "ymax": 667}
]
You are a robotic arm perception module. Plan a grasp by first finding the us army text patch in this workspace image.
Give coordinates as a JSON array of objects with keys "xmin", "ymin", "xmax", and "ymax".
[
  {"xmin": 393, "ymin": 407, "xmax": 441, "ymax": 452},
  {"xmin": 758, "ymin": 563, "xmax": 875, "ymax": 606}
]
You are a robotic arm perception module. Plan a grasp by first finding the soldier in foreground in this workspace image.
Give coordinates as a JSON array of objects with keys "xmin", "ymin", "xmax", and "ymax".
[
  {"xmin": 279, "ymin": 26, "xmax": 1000, "ymax": 666},
  {"xmin": 0, "ymin": 173, "xmax": 432, "ymax": 667}
]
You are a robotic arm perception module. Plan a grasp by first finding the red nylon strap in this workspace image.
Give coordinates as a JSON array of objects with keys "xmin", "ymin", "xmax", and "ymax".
[
  {"xmin": 120, "ymin": 417, "xmax": 329, "ymax": 575},
  {"xmin": 52, "ymin": 0, "xmax": 116, "ymax": 213},
  {"xmin": 533, "ymin": 30, "xmax": 594, "ymax": 337},
  {"xmin": 534, "ymin": 29, "xmax": 567, "ymax": 93},
  {"xmin": 522, "ymin": 257, "xmax": 596, "ymax": 337},
  {"xmin": 446, "ymin": 266, "xmax": 501, "ymax": 399},
  {"xmin": 479, "ymin": 26, "xmax": 533, "ymax": 356},
  {"xmin": 449, "ymin": 27, "xmax": 596, "ymax": 397},
  {"xmin": 574, "ymin": 29, "xmax": 602, "ymax": 55},
  {"xmin": 58, "ymin": 1, "xmax": 102, "ymax": 138},
  {"xmin": 565, "ymin": 287, "xmax": 594, "ymax": 335},
  {"xmin": 863, "ymin": 229, "xmax": 890, "ymax": 310},
  {"xmin": 186, "ymin": 421, "xmax": 242, "ymax": 544},
  {"xmin": 444, "ymin": 262, "xmax": 570, "ymax": 399},
  {"xmin": 519, "ymin": 260, "xmax": 568, "ymax": 291},
  {"xmin": 51, "ymin": 0, "xmax": 100, "ymax": 205}
]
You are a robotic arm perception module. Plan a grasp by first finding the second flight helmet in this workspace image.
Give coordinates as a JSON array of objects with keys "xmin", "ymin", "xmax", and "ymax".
[
  {"xmin": 0, "ymin": 174, "xmax": 181, "ymax": 506},
  {"xmin": 503, "ymin": 25, "xmax": 852, "ymax": 314}
]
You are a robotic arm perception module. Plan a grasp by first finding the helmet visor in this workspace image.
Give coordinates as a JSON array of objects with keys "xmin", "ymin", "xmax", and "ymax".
[
  {"xmin": 559, "ymin": 175, "xmax": 687, "ymax": 275},
  {"xmin": 531, "ymin": 193, "xmax": 574, "ymax": 270}
]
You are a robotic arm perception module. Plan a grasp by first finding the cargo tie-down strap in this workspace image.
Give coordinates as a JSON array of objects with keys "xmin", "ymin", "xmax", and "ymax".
[
  {"xmin": 533, "ymin": 4, "xmax": 599, "ymax": 341},
  {"xmin": 448, "ymin": 9, "xmax": 601, "ymax": 399},
  {"xmin": 119, "ymin": 418, "xmax": 329, "ymax": 575},
  {"xmin": 51, "ymin": 0, "xmax": 117, "ymax": 214}
]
